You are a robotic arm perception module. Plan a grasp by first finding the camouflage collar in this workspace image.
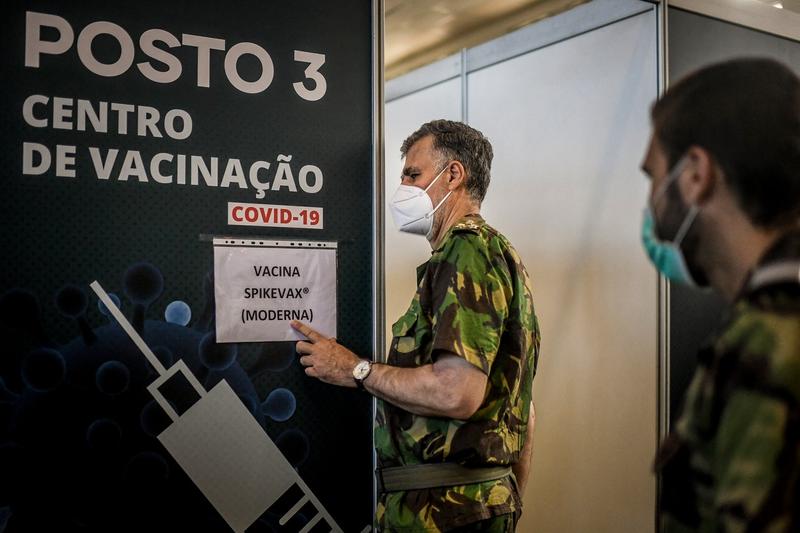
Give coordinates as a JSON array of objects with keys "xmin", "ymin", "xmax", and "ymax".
[
  {"xmin": 738, "ymin": 228, "xmax": 800, "ymax": 300},
  {"xmin": 431, "ymin": 214, "xmax": 485, "ymax": 254}
]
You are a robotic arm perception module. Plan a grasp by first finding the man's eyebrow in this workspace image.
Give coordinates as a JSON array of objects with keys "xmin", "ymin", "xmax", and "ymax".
[{"xmin": 402, "ymin": 166, "xmax": 420, "ymax": 176}]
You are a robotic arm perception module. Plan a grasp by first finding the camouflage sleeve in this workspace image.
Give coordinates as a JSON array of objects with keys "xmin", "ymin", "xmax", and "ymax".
[
  {"xmin": 714, "ymin": 388, "xmax": 798, "ymax": 532},
  {"xmin": 428, "ymin": 232, "xmax": 512, "ymax": 374}
]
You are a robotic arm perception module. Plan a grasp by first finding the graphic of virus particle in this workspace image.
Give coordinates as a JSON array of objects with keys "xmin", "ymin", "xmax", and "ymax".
[
  {"xmin": 165, "ymin": 300, "xmax": 192, "ymax": 326},
  {"xmin": 263, "ymin": 388, "xmax": 297, "ymax": 422}
]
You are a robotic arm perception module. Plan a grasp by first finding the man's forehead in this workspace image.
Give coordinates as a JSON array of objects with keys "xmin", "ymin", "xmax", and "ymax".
[
  {"xmin": 402, "ymin": 135, "xmax": 436, "ymax": 170},
  {"xmin": 405, "ymin": 134, "xmax": 435, "ymax": 159}
]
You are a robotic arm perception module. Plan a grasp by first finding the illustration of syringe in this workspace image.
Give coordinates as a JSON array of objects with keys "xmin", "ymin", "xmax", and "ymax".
[{"xmin": 90, "ymin": 281, "xmax": 343, "ymax": 533}]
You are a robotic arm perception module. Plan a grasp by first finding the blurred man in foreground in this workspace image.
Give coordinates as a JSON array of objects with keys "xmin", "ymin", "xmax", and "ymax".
[{"xmin": 641, "ymin": 58, "xmax": 800, "ymax": 531}]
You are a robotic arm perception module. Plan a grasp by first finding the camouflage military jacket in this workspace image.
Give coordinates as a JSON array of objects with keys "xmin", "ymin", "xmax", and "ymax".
[
  {"xmin": 375, "ymin": 214, "xmax": 540, "ymax": 532},
  {"xmin": 657, "ymin": 230, "xmax": 800, "ymax": 532}
]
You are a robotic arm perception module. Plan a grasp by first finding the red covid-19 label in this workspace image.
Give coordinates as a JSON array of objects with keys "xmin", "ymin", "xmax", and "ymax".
[{"xmin": 227, "ymin": 202, "xmax": 323, "ymax": 229}]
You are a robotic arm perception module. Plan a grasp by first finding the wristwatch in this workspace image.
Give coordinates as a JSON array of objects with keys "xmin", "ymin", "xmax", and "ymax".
[{"xmin": 352, "ymin": 359, "xmax": 373, "ymax": 390}]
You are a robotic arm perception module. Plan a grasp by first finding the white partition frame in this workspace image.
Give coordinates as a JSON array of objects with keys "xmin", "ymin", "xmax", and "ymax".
[{"xmin": 386, "ymin": 1, "xmax": 660, "ymax": 532}]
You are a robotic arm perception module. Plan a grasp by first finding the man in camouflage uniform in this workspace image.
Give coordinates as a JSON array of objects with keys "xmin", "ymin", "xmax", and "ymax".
[
  {"xmin": 640, "ymin": 58, "xmax": 800, "ymax": 531},
  {"xmin": 292, "ymin": 120, "xmax": 540, "ymax": 531}
]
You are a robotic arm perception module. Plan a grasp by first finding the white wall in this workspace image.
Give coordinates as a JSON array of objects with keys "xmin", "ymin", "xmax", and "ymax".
[
  {"xmin": 470, "ymin": 11, "xmax": 658, "ymax": 532},
  {"xmin": 385, "ymin": 10, "xmax": 658, "ymax": 533}
]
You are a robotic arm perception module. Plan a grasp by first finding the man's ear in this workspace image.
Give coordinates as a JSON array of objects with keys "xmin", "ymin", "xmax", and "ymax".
[
  {"xmin": 682, "ymin": 145, "xmax": 717, "ymax": 205},
  {"xmin": 446, "ymin": 161, "xmax": 467, "ymax": 191}
]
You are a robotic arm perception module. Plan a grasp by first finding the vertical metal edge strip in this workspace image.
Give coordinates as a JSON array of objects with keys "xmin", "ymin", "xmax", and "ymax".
[
  {"xmin": 372, "ymin": 0, "xmax": 386, "ymax": 530},
  {"xmin": 460, "ymin": 48, "xmax": 469, "ymax": 124},
  {"xmin": 655, "ymin": 1, "xmax": 670, "ymax": 530}
]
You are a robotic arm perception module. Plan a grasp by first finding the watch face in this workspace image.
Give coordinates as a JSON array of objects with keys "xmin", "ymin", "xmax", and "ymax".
[{"xmin": 353, "ymin": 360, "xmax": 371, "ymax": 380}]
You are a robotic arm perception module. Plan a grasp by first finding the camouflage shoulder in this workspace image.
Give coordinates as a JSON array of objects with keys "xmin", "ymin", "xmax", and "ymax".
[
  {"xmin": 717, "ymin": 303, "xmax": 800, "ymax": 397},
  {"xmin": 451, "ymin": 217, "xmax": 484, "ymax": 235},
  {"xmin": 434, "ymin": 218, "xmax": 498, "ymax": 268}
]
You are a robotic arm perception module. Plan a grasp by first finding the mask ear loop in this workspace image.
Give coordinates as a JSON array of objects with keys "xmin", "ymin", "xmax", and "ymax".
[
  {"xmin": 420, "ymin": 162, "xmax": 452, "ymax": 221},
  {"xmin": 423, "ymin": 163, "xmax": 450, "ymax": 193},
  {"xmin": 393, "ymin": 162, "xmax": 451, "ymax": 207},
  {"xmin": 425, "ymin": 162, "xmax": 455, "ymax": 221},
  {"xmin": 663, "ymin": 157, "xmax": 701, "ymax": 286},
  {"xmin": 672, "ymin": 204, "xmax": 699, "ymax": 248},
  {"xmin": 652, "ymin": 154, "xmax": 689, "ymax": 207},
  {"xmin": 649, "ymin": 154, "xmax": 693, "ymax": 240},
  {"xmin": 399, "ymin": 162, "xmax": 453, "ymax": 229},
  {"xmin": 425, "ymin": 191, "xmax": 453, "ymax": 220},
  {"xmin": 660, "ymin": 154, "xmax": 698, "ymax": 248}
]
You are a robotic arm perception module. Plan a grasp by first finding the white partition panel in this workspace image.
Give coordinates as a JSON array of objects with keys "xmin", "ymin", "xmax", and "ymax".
[
  {"xmin": 468, "ymin": 11, "xmax": 658, "ymax": 533},
  {"xmin": 384, "ymin": 79, "xmax": 462, "ymax": 346}
]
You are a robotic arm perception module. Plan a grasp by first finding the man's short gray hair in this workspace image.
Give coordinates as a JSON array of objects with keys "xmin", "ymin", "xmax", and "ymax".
[{"xmin": 400, "ymin": 120, "xmax": 494, "ymax": 203}]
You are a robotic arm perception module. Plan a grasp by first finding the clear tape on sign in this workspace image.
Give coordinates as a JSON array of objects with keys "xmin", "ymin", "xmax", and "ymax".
[{"xmin": 211, "ymin": 237, "xmax": 337, "ymax": 249}]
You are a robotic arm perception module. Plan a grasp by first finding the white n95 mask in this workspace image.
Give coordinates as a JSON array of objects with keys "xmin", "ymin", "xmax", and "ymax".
[{"xmin": 389, "ymin": 165, "xmax": 452, "ymax": 238}]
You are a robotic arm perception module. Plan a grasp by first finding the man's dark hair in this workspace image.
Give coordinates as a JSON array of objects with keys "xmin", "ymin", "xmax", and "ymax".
[
  {"xmin": 652, "ymin": 57, "xmax": 800, "ymax": 228},
  {"xmin": 400, "ymin": 120, "xmax": 493, "ymax": 203}
]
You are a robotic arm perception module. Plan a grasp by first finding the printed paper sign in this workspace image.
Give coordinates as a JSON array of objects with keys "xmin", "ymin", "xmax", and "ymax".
[{"xmin": 213, "ymin": 239, "xmax": 336, "ymax": 342}]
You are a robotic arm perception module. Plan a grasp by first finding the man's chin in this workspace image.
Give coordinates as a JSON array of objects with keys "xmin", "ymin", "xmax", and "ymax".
[{"xmin": 687, "ymin": 261, "xmax": 711, "ymax": 290}]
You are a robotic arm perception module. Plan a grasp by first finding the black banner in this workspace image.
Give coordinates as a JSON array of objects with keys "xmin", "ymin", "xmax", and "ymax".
[{"xmin": 0, "ymin": 1, "xmax": 375, "ymax": 531}]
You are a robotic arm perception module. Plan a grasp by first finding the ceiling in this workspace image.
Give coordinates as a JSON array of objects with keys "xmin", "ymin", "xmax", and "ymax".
[
  {"xmin": 385, "ymin": 0, "xmax": 799, "ymax": 80},
  {"xmin": 757, "ymin": 0, "xmax": 800, "ymax": 12},
  {"xmin": 385, "ymin": 0, "xmax": 588, "ymax": 79}
]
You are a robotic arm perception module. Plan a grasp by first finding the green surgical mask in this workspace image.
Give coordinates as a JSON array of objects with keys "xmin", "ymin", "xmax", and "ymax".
[{"xmin": 640, "ymin": 156, "xmax": 701, "ymax": 286}]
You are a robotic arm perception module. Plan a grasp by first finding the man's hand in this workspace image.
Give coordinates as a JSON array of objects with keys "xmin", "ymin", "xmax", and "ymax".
[
  {"xmin": 292, "ymin": 321, "xmax": 361, "ymax": 387},
  {"xmin": 292, "ymin": 322, "xmax": 488, "ymax": 419},
  {"xmin": 513, "ymin": 401, "xmax": 535, "ymax": 494}
]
